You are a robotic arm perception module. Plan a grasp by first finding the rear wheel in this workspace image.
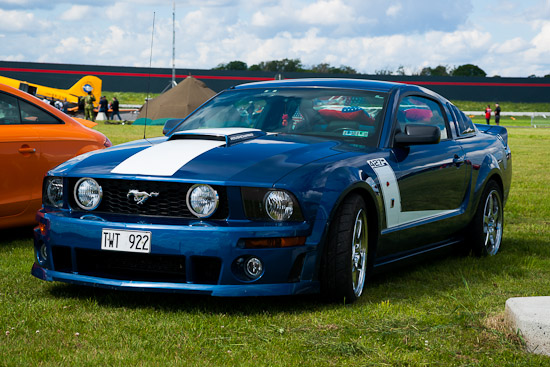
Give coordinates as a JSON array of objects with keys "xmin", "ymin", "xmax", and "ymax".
[
  {"xmin": 321, "ymin": 194, "xmax": 369, "ymax": 303},
  {"xmin": 469, "ymin": 181, "xmax": 503, "ymax": 256}
]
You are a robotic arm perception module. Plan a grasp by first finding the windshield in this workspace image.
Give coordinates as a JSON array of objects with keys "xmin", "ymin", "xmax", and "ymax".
[{"xmin": 173, "ymin": 87, "xmax": 387, "ymax": 146}]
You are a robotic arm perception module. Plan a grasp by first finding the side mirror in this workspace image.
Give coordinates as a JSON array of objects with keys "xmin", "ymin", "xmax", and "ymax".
[
  {"xmin": 394, "ymin": 124, "xmax": 441, "ymax": 146},
  {"xmin": 162, "ymin": 119, "xmax": 184, "ymax": 136}
]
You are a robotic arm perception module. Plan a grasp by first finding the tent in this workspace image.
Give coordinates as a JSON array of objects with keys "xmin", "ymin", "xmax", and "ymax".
[{"xmin": 136, "ymin": 76, "xmax": 216, "ymax": 121}]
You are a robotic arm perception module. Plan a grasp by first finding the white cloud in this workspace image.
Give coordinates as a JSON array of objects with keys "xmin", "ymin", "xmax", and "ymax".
[
  {"xmin": 492, "ymin": 37, "xmax": 530, "ymax": 54},
  {"xmin": 386, "ymin": 4, "xmax": 402, "ymax": 17},
  {"xmin": 531, "ymin": 21, "xmax": 550, "ymax": 53},
  {"xmin": 298, "ymin": 0, "xmax": 354, "ymax": 25},
  {"xmin": 60, "ymin": 5, "xmax": 92, "ymax": 21},
  {"xmin": 1, "ymin": 0, "xmax": 549, "ymax": 77},
  {"xmin": 0, "ymin": 9, "xmax": 49, "ymax": 32}
]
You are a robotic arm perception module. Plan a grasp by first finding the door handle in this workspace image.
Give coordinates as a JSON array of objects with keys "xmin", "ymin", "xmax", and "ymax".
[{"xmin": 18, "ymin": 147, "xmax": 36, "ymax": 154}]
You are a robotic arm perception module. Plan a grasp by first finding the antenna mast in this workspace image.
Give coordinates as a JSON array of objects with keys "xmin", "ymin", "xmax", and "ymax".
[
  {"xmin": 162, "ymin": 0, "xmax": 177, "ymax": 93},
  {"xmin": 171, "ymin": 0, "xmax": 176, "ymax": 87}
]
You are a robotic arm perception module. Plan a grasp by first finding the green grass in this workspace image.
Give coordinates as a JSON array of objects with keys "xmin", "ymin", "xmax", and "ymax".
[
  {"xmin": 103, "ymin": 91, "xmax": 160, "ymax": 105},
  {"xmin": 451, "ymin": 100, "xmax": 550, "ymax": 113},
  {"xmin": 94, "ymin": 121, "xmax": 164, "ymax": 146},
  {"xmin": 1, "ymin": 128, "xmax": 550, "ymax": 366}
]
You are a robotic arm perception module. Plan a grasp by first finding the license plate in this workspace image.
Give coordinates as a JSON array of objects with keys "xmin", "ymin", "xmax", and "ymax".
[{"xmin": 101, "ymin": 229, "xmax": 151, "ymax": 253}]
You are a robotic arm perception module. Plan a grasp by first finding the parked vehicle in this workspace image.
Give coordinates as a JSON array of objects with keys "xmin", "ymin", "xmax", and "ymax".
[
  {"xmin": 31, "ymin": 79, "xmax": 511, "ymax": 302},
  {"xmin": 0, "ymin": 82, "xmax": 111, "ymax": 229}
]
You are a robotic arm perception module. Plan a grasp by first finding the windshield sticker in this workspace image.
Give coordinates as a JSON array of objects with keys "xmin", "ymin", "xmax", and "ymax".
[{"xmin": 343, "ymin": 130, "xmax": 369, "ymax": 137}]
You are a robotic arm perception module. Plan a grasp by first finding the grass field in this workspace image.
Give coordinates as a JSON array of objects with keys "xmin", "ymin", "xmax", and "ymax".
[{"xmin": 1, "ymin": 126, "xmax": 549, "ymax": 366}]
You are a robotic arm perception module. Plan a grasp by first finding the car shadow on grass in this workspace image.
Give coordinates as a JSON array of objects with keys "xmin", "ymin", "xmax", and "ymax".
[{"xmin": 47, "ymin": 283, "xmax": 326, "ymax": 315}]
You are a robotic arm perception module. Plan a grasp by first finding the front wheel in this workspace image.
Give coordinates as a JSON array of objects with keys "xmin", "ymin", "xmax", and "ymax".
[
  {"xmin": 321, "ymin": 194, "xmax": 369, "ymax": 303},
  {"xmin": 469, "ymin": 180, "xmax": 504, "ymax": 256}
]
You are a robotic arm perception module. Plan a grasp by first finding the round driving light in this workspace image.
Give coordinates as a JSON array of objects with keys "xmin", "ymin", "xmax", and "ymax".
[
  {"xmin": 74, "ymin": 178, "xmax": 102, "ymax": 210},
  {"xmin": 186, "ymin": 184, "xmax": 219, "ymax": 218},
  {"xmin": 36, "ymin": 242, "xmax": 48, "ymax": 267},
  {"xmin": 265, "ymin": 191, "xmax": 294, "ymax": 221},
  {"xmin": 40, "ymin": 243, "xmax": 48, "ymax": 261},
  {"xmin": 244, "ymin": 257, "xmax": 263, "ymax": 280},
  {"xmin": 46, "ymin": 177, "xmax": 63, "ymax": 208}
]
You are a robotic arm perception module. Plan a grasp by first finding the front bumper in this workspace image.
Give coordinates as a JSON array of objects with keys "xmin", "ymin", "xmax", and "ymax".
[{"xmin": 32, "ymin": 210, "xmax": 321, "ymax": 297}]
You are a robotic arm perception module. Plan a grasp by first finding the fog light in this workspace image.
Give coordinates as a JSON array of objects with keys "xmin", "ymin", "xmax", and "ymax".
[
  {"xmin": 244, "ymin": 257, "xmax": 263, "ymax": 280},
  {"xmin": 36, "ymin": 242, "xmax": 48, "ymax": 267}
]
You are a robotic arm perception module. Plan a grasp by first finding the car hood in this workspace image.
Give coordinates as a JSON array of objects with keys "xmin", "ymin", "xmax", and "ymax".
[{"xmin": 52, "ymin": 128, "xmax": 348, "ymax": 185}]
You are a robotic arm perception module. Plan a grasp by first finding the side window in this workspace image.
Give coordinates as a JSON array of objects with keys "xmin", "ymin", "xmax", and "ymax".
[
  {"xmin": 0, "ymin": 93, "xmax": 22, "ymax": 125},
  {"xmin": 397, "ymin": 96, "xmax": 448, "ymax": 140},
  {"xmin": 19, "ymin": 99, "xmax": 63, "ymax": 124},
  {"xmin": 450, "ymin": 104, "xmax": 475, "ymax": 136}
]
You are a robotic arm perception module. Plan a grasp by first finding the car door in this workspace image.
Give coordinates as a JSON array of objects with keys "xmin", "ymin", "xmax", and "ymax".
[
  {"xmin": 0, "ymin": 92, "xmax": 42, "ymax": 218},
  {"xmin": 390, "ymin": 95, "xmax": 468, "ymax": 252}
]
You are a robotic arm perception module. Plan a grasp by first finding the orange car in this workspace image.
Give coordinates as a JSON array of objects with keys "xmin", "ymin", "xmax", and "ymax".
[{"xmin": 0, "ymin": 83, "xmax": 112, "ymax": 229}]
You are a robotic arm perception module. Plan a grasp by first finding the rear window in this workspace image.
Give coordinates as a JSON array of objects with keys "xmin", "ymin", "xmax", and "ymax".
[{"xmin": 449, "ymin": 104, "xmax": 475, "ymax": 136}]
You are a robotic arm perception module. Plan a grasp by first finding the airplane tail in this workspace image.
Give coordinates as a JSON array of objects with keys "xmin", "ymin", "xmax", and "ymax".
[{"xmin": 67, "ymin": 75, "xmax": 102, "ymax": 104}]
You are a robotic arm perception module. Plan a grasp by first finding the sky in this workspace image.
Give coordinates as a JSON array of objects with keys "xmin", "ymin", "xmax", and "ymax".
[{"xmin": 1, "ymin": 0, "xmax": 549, "ymax": 77}]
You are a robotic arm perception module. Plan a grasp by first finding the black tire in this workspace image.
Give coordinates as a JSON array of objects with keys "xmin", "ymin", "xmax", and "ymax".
[
  {"xmin": 469, "ymin": 180, "xmax": 504, "ymax": 256},
  {"xmin": 321, "ymin": 194, "xmax": 369, "ymax": 303}
]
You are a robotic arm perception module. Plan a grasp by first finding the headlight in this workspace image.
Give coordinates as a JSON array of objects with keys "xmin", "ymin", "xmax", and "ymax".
[
  {"xmin": 44, "ymin": 177, "xmax": 63, "ymax": 208},
  {"xmin": 186, "ymin": 184, "xmax": 219, "ymax": 218},
  {"xmin": 241, "ymin": 188, "xmax": 303, "ymax": 222},
  {"xmin": 74, "ymin": 178, "xmax": 102, "ymax": 210},
  {"xmin": 265, "ymin": 191, "xmax": 294, "ymax": 221}
]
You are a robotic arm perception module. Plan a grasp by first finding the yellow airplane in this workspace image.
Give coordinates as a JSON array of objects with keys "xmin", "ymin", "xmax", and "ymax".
[{"xmin": 0, "ymin": 74, "xmax": 102, "ymax": 107}]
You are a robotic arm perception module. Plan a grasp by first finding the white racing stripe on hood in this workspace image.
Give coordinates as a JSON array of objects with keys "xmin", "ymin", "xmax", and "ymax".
[{"xmin": 111, "ymin": 139, "xmax": 225, "ymax": 176}]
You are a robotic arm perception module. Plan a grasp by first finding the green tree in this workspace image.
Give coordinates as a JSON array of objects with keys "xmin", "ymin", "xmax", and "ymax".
[
  {"xmin": 212, "ymin": 60, "xmax": 248, "ymax": 70},
  {"xmin": 395, "ymin": 65, "xmax": 406, "ymax": 76},
  {"xmin": 419, "ymin": 65, "xmax": 450, "ymax": 76},
  {"xmin": 451, "ymin": 64, "xmax": 487, "ymax": 77},
  {"xmin": 310, "ymin": 63, "xmax": 357, "ymax": 74},
  {"xmin": 374, "ymin": 68, "xmax": 393, "ymax": 75},
  {"xmin": 249, "ymin": 58, "xmax": 304, "ymax": 72}
]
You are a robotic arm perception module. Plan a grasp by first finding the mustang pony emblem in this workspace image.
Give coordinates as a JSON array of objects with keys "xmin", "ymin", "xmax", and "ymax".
[{"xmin": 127, "ymin": 190, "xmax": 159, "ymax": 205}]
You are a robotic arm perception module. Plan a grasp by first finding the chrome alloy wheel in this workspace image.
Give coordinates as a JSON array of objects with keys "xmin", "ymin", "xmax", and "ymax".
[
  {"xmin": 351, "ymin": 208, "xmax": 368, "ymax": 297},
  {"xmin": 483, "ymin": 189, "xmax": 503, "ymax": 256}
]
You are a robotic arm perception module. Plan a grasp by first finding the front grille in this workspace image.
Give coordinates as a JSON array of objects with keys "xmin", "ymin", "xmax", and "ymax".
[
  {"xmin": 51, "ymin": 246, "xmax": 222, "ymax": 284},
  {"xmin": 69, "ymin": 178, "xmax": 228, "ymax": 219},
  {"xmin": 76, "ymin": 248, "xmax": 188, "ymax": 282}
]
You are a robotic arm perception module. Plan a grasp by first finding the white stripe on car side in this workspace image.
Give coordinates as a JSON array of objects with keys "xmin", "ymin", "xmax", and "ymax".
[
  {"xmin": 367, "ymin": 158, "xmax": 401, "ymax": 228},
  {"xmin": 367, "ymin": 158, "xmax": 455, "ymax": 229},
  {"xmin": 111, "ymin": 139, "xmax": 225, "ymax": 176}
]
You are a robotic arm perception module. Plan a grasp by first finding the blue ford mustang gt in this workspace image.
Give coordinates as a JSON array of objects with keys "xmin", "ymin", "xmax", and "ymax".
[{"xmin": 32, "ymin": 79, "xmax": 512, "ymax": 303}]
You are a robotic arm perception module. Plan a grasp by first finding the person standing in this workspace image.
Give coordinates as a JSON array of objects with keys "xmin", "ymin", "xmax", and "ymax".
[
  {"xmin": 494, "ymin": 103, "xmax": 501, "ymax": 126},
  {"xmin": 62, "ymin": 98, "xmax": 69, "ymax": 113},
  {"xmin": 485, "ymin": 104, "xmax": 492, "ymax": 125},
  {"xmin": 110, "ymin": 97, "xmax": 122, "ymax": 121},
  {"xmin": 84, "ymin": 91, "xmax": 96, "ymax": 121}
]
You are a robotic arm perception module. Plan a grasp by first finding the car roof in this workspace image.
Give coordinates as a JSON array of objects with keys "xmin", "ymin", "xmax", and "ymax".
[{"xmin": 232, "ymin": 78, "xmax": 405, "ymax": 92}]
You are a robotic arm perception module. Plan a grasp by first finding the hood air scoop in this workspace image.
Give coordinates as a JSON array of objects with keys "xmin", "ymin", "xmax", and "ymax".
[{"xmin": 169, "ymin": 128, "xmax": 266, "ymax": 147}]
